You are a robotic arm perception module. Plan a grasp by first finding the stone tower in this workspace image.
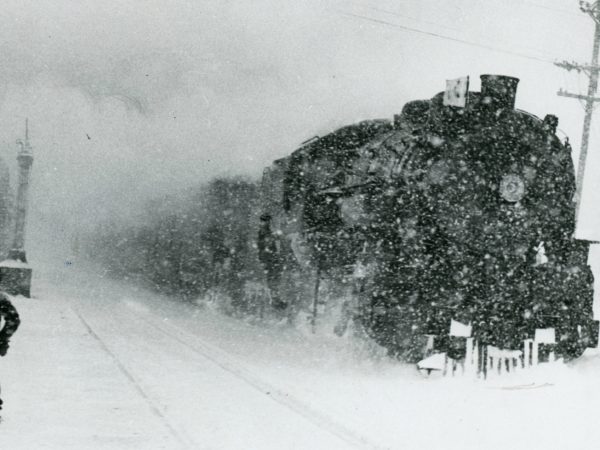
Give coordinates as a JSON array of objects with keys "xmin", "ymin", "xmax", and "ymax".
[{"xmin": 0, "ymin": 120, "xmax": 33, "ymax": 297}]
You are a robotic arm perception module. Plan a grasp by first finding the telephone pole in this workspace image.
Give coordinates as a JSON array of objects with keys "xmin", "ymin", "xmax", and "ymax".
[{"xmin": 556, "ymin": 1, "xmax": 600, "ymax": 225}]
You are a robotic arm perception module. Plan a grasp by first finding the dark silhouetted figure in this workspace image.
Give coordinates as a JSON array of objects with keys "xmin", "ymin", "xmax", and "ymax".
[
  {"xmin": 0, "ymin": 293, "xmax": 20, "ymax": 411},
  {"xmin": 257, "ymin": 214, "xmax": 286, "ymax": 309}
]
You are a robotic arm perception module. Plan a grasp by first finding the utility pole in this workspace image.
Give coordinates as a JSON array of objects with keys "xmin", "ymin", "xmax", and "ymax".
[{"xmin": 556, "ymin": 1, "xmax": 600, "ymax": 225}]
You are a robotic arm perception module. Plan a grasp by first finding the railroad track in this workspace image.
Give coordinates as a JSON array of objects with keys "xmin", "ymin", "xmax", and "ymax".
[
  {"xmin": 74, "ymin": 309, "xmax": 194, "ymax": 450},
  {"xmin": 73, "ymin": 301, "xmax": 384, "ymax": 450}
]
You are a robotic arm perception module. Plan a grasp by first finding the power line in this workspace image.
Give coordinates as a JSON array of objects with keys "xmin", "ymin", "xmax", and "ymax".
[
  {"xmin": 475, "ymin": 0, "xmax": 587, "ymax": 19},
  {"xmin": 365, "ymin": 5, "xmax": 460, "ymax": 32},
  {"xmin": 521, "ymin": 0, "xmax": 586, "ymax": 18},
  {"xmin": 350, "ymin": 1, "xmax": 563, "ymax": 60},
  {"xmin": 339, "ymin": 11, "xmax": 555, "ymax": 64}
]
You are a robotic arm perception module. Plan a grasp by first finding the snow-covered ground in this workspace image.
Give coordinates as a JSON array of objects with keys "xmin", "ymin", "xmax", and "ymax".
[{"xmin": 3, "ymin": 260, "xmax": 600, "ymax": 449}]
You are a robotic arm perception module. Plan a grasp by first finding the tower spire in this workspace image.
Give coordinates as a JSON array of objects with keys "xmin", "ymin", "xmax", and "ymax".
[{"xmin": 0, "ymin": 119, "xmax": 35, "ymax": 297}]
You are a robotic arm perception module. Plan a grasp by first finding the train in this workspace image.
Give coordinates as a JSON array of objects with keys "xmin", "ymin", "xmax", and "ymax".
[{"xmin": 258, "ymin": 74, "xmax": 599, "ymax": 363}]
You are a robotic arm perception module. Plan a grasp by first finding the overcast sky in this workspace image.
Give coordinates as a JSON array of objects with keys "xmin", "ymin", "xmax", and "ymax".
[{"xmin": 0, "ymin": 0, "xmax": 598, "ymax": 252}]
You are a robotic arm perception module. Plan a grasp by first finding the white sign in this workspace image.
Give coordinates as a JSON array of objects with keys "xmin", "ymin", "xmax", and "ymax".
[
  {"xmin": 534, "ymin": 328, "xmax": 556, "ymax": 344},
  {"xmin": 443, "ymin": 76, "xmax": 470, "ymax": 107},
  {"xmin": 449, "ymin": 319, "xmax": 472, "ymax": 337}
]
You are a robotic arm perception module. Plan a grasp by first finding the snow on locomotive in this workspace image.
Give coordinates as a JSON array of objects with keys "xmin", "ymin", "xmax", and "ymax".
[{"xmin": 259, "ymin": 74, "xmax": 598, "ymax": 363}]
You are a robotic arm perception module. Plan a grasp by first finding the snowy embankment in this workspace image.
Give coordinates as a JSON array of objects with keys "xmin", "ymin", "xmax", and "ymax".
[{"xmin": 2, "ymin": 261, "xmax": 600, "ymax": 450}]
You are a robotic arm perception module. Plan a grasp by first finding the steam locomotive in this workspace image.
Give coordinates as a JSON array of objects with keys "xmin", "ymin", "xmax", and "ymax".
[{"xmin": 259, "ymin": 74, "xmax": 598, "ymax": 362}]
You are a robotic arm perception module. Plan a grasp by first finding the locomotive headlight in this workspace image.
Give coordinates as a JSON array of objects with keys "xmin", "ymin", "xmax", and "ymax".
[{"xmin": 499, "ymin": 174, "xmax": 525, "ymax": 202}]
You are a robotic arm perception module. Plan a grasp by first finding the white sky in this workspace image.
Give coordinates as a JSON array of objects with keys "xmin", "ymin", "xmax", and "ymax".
[{"xmin": 0, "ymin": 0, "xmax": 597, "ymax": 244}]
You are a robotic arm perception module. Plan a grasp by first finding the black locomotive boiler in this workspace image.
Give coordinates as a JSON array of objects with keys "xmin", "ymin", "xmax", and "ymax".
[{"xmin": 259, "ymin": 74, "xmax": 598, "ymax": 362}]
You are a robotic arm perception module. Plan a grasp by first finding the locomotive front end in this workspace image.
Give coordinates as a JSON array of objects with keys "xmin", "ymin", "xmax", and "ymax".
[
  {"xmin": 258, "ymin": 74, "xmax": 598, "ymax": 367},
  {"xmin": 357, "ymin": 74, "xmax": 598, "ymax": 362}
]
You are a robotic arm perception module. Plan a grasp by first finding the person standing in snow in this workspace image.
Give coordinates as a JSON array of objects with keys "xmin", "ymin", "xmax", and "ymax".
[
  {"xmin": 0, "ymin": 293, "xmax": 19, "ymax": 357},
  {"xmin": 0, "ymin": 293, "xmax": 20, "ymax": 411}
]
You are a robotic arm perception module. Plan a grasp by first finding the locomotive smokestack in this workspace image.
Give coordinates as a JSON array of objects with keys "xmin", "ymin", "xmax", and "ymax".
[{"xmin": 480, "ymin": 75, "xmax": 519, "ymax": 110}]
